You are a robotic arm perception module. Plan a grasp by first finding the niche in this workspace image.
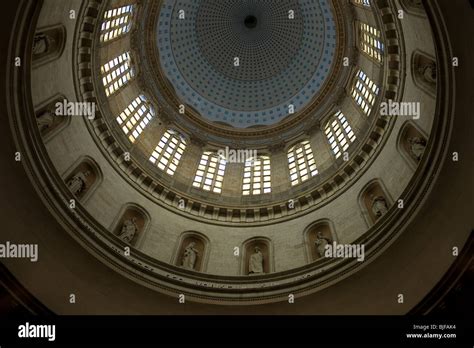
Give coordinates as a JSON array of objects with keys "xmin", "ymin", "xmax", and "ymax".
[
  {"xmin": 304, "ymin": 220, "xmax": 337, "ymax": 263},
  {"xmin": 242, "ymin": 238, "xmax": 272, "ymax": 275},
  {"xmin": 63, "ymin": 157, "xmax": 102, "ymax": 202},
  {"xmin": 35, "ymin": 95, "xmax": 70, "ymax": 141},
  {"xmin": 398, "ymin": 121, "xmax": 428, "ymax": 168},
  {"xmin": 111, "ymin": 204, "xmax": 150, "ymax": 247},
  {"xmin": 174, "ymin": 232, "xmax": 209, "ymax": 272},
  {"xmin": 412, "ymin": 51, "xmax": 437, "ymax": 97},
  {"xmin": 400, "ymin": 0, "xmax": 426, "ymax": 16},
  {"xmin": 32, "ymin": 25, "xmax": 66, "ymax": 68},
  {"xmin": 359, "ymin": 180, "xmax": 392, "ymax": 226}
]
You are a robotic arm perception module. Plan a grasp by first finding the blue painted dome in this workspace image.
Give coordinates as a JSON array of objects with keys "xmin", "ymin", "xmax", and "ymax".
[{"xmin": 157, "ymin": 0, "xmax": 337, "ymax": 128}]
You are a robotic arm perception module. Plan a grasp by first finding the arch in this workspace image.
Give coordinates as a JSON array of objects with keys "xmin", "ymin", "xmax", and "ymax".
[
  {"xmin": 351, "ymin": 0, "xmax": 371, "ymax": 8},
  {"xmin": 110, "ymin": 203, "xmax": 151, "ymax": 248},
  {"xmin": 99, "ymin": 4, "xmax": 136, "ymax": 44},
  {"xmin": 192, "ymin": 151, "xmax": 227, "ymax": 194},
  {"xmin": 62, "ymin": 156, "xmax": 103, "ymax": 203},
  {"xmin": 286, "ymin": 140, "xmax": 319, "ymax": 186},
  {"xmin": 303, "ymin": 219, "xmax": 338, "ymax": 263},
  {"xmin": 400, "ymin": 0, "xmax": 426, "ymax": 17},
  {"xmin": 242, "ymin": 155, "xmax": 272, "ymax": 196},
  {"xmin": 358, "ymin": 179, "xmax": 393, "ymax": 227},
  {"xmin": 241, "ymin": 237, "xmax": 273, "ymax": 275},
  {"xmin": 324, "ymin": 110, "xmax": 357, "ymax": 160},
  {"xmin": 32, "ymin": 24, "xmax": 66, "ymax": 68},
  {"xmin": 411, "ymin": 50, "xmax": 437, "ymax": 98},
  {"xmin": 397, "ymin": 121, "xmax": 428, "ymax": 170},
  {"xmin": 100, "ymin": 51, "xmax": 136, "ymax": 97},
  {"xmin": 34, "ymin": 94, "xmax": 71, "ymax": 142},
  {"xmin": 355, "ymin": 20, "xmax": 384, "ymax": 64},
  {"xmin": 116, "ymin": 94, "xmax": 156, "ymax": 144},
  {"xmin": 172, "ymin": 231, "xmax": 211, "ymax": 273},
  {"xmin": 350, "ymin": 69, "xmax": 380, "ymax": 117},
  {"xmin": 149, "ymin": 128, "xmax": 188, "ymax": 176},
  {"xmin": 285, "ymin": 137, "xmax": 312, "ymax": 154}
]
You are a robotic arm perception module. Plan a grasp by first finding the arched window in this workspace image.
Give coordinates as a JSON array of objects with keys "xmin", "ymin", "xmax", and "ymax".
[
  {"xmin": 287, "ymin": 141, "xmax": 318, "ymax": 186},
  {"xmin": 359, "ymin": 22, "xmax": 384, "ymax": 63},
  {"xmin": 352, "ymin": 0, "xmax": 371, "ymax": 7},
  {"xmin": 149, "ymin": 130, "xmax": 187, "ymax": 176},
  {"xmin": 325, "ymin": 111, "xmax": 356, "ymax": 159},
  {"xmin": 101, "ymin": 51, "xmax": 134, "ymax": 96},
  {"xmin": 100, "ymin": 5, "xmax": 134, "ymax": 43},
  {"xmin": 117, "ymin": 95, "xmax": 154, "ymax": 143},
  {"xmin": 351, "ymin": 69, "xmax": 379, "ymax": 116},
  {"xmin": 193, "ymin": 152, "xmax": 227, "ymax": 194},
  {"xmin": 242, "ymin": 156, "xmax": 271, "ymax": 196}
]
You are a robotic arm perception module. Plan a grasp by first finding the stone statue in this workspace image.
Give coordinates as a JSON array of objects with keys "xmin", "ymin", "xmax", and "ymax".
[
  {"xmin": 315, "ymin": 232, "xmax": 331, "ymax": 258},
  {"xmin": 248, "ymin": 246, "xmax": 264, "ymax": 274},
  {"xmin": 118, "ymin": 218, "xmax": 138, "ymax": 244},
  {"xmin": 418, "ymin": 63, "xmax": 436, "ymax": 85},
  {"xmin": 36, "ymin": 110, "xmax": 55, "ymax": 133},
  {"xmin": 181, "ymin": 242, "xmax": 199, "ymax": 270},
  {"xmin": 67, "ymin": 170, "xmax": 91, "ymax": 196},
  {"xmin": 33, "ymin": 33, "xmax": 54, "ymax": 56},
  {"xmin": 370, "ymin": 194, "xmax": 389, "ymax": 219},
  {"xmin": 408, "ymin": 137, "xmax": 426, "ymax": 161}
]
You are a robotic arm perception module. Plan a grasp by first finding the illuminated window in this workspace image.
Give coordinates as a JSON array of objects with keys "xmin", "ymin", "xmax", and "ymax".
[
  {"xmin": 353, "ymin": 0, "xmax": 371, "ymax": 6},
  {"xmin": 193, "ymin": 152, "xmax": 227, "ymax": 194},
  {"xmin": 100, "ymin": 5, "xmax": 134, "ymax": 43},
  {"xmin": 351, "ymin": 70, "xmax": 380, "ymax": 116},
  {"xmin": 149, "ymin": 130, "xmax": 187, "ymax": 176},
  {"xmin": 288, "ymin": 141, "xmax": 318, "ymax": 186},
  {"xmin": 325, "ymin": 111, "xmax": 356, "ymax": 159},
  {"xmin": 101, "ymin": 52, "xmax": 134, "ymax": 97},
  {"xmin": 359, "ymin": 22, "xmax": 384, "ymax": 62},
  {"xmin": 116, "ymin": 95, "xmax": 154, "ymax": 143},
  {"xmin": 242, "ymin": 156, "xmax": 271, "ymax": 196}
]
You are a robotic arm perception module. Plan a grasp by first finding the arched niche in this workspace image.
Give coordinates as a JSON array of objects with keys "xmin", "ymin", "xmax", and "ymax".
[
  {"xmin": 358, "ymin": 179, "xmax": 392, "ymax": 226},
  {"xmin": 32, "ymin": 24, "xmax": 66, "ymax": 68},
  {"xmin": 304, "ymin": 220, "xmax": 338, "ymax": 263},
  {"xmin": 34, "ymin": 94, "xmax": 70, "ymax": 142},
  {"xmin": 411, "ymin": 50, "xmax": 437, "ymax": 98},
  {"xmin": 400, "ymin": 0, "xmax": 426, "ymax": 17},
  {"xmin": 241, "ymin": 238, "xmax": 273, "ymax": 275},
  {"xmin": 173, "ymin": 232, "xmax": 210, "ymax": 273},
  {"xmin": 397, "ymin": 121, "xmax": 428, "ymax": 169},
  {"xmin": 63, "ymin": 156, "xmax": 102, "ymax": 203},
  {"xmin": 110, "ymin": 204, "xmax": 150, "ymax": 248}
]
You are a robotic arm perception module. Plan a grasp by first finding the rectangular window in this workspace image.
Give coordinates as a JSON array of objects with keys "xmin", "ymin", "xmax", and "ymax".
[
  {"xmin": 116, "ymin": 95, "xmax": 154, "ymax": 143},
  {"xmin": 288, "ymin": 141, "xmax": 318, "ymax": 186},
  {"xmin": 100, "ymin": 5, "xmax": 134, "ymax": 43},
  {"xmin": 101, "ymin": 52, "xmax": 134, "ymax": 97},
  {"xmin": 325, "ymin": 111, "xmax": 357, "ymax": 159},
  {"xmin": 193, "ymin": 152, "xmax": 227, "ymax": 194},
  {"xmin": 351, "ymin": 70, "xmax": 380, "ymax": 116},
  {"xmin": 359, "ymin": 22, "xmax": 384, "ymax": 63},
  {"xmin": 242, "ymin": 156, "xmax": 271, "ymax": 196},
  {"xmin": 149, "ymin": 130, "xmax": 187, "ymax": 176}
]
